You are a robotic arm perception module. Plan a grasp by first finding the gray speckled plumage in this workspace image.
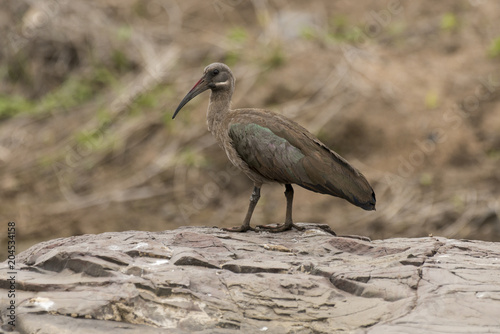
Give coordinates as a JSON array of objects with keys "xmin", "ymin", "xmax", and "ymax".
[{"xmin": 173, "ymin": 63, "xmax": 375, "ymax": 232}]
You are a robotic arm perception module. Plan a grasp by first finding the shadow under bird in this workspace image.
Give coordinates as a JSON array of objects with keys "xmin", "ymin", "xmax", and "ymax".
[{"xmin": 173, "ymin": 63, "xmax": 376, "ymax": 232}]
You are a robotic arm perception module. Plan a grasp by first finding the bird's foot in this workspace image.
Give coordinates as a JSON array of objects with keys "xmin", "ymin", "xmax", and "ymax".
[
  {"xmin": 222, "ymin": 225, "xmax": 254, "ymax": 232},
  {"xmin": 256, "ymin": 222, "xmax": 304, "ymax": 233}
]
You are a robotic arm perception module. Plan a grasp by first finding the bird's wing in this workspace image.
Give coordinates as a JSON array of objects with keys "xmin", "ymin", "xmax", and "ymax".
[
  {"xmin": 229, "ymin": 121, "xmax": 308, "ymax": 184},
  {"xmin": 228, "ymin": 110, "xmax": 375, "ymax": 210}
]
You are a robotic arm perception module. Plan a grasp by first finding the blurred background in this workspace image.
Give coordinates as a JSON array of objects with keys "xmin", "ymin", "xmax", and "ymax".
[{"xmin": 1, "ymin": 0, "xmax": 500, "ymax": 256}]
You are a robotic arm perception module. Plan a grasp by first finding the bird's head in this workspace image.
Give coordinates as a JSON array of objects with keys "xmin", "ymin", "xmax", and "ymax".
[{"xmin": 173, "ymin": 63, "xmax": 234, "ymax": 119}]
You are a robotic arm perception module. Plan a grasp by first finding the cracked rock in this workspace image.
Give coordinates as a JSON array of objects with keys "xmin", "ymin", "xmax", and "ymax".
[{"xmin": 1, "ymin": 227, "xmax": 500, "ymax": 333}]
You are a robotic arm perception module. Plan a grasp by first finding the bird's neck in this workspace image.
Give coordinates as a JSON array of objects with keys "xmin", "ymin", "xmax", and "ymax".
[{"xmin": 207, "ymin": 89, "xmax": 232, "ymax": 133}]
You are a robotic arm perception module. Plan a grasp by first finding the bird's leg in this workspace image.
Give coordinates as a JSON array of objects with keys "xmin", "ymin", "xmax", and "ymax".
[
  {"xmin": 222, "ymin": 186, "xmax": 260, "ymax": 232},
  {"xmin": 257, "ymin": 184, "xmax": 304, "ymax": 232}
]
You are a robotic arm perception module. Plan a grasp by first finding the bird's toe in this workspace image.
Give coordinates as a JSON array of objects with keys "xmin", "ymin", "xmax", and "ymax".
[
  {"xmin": 291, "ymin": 223, "xmax": 305, "ymax": 231},
  {"xmin": 222, "ymin": 225, "xmax": 254, "ymax": 232},
  {"xmin": 256, "ymin": 221, "xmax": 303, "ymax": 233}
]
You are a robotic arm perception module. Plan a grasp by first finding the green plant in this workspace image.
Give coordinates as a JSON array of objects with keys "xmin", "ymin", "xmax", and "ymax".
[
  {"xmin": 6, "ymin": 56, "xmax": 31, "ymax": 85},
  {"xmin": 488, "ymin": 37, "xmax": 500, "ymax": 58},
  {"xmin": 36, "ymin": 77, "xmax": 94, "ymax": 114},
  {"xmin": 96, "ymin": 108, "xmax": 112, "ymax": 127},
  {"xmin": 0, "ymin": 64, "xmax": 120, "ymax": 120},
  {"xmin": 419, "ymin": 173, "xmax": 433, "ymax": 186},
  {"xmin": 227, "ymin": 27, "xmax": 247, "ymax": 43},
  {"xmin": 225, "ymin": 50, "xmax": 240, "ymax": 67},
  {"xmin": 486, "ymin": 149, "xmax": 500, "ymax": 160},
  {"xmin": 327, "ymin": 15, "xmax": 369, "ymax": 43},
  {"xmin": 116, "ymin": 25, "xmax": 133, "ymax": 41},
  {"xmin": 73, "ymin": 125, "xmax": 117, "ymax": 160},
  {"xmin": 129, "ymin": 84, "xmax": 173, "ymax": 117},
  {"xmin": 225, "ymin": 27, "xmax": 247, "ymax": 66},
  {"xmin": 112, "ymin": 50, "xmax": 133, "ymax": 73},
  {"xmin": 266, "ymin": 46, "xmax": 286, "ymax": 68},
  {"xmin": 441, "ymin": 13, "xmax": 458, "ymax": 31},
  {"xmin": 387, "ymin": 21, "xmax": 406, "ymax": 37},
  {"xmin": 300, "ymin": 26, "xmax": 317, "ymax": 40},
  {"xmin": 178, "ymin": 148, "xmax": 208, "ymax": 168},
  {"xmin": 93, "ymin": 67, "xmax": 117, "ymax": 86},
  {"xmin": 0, "ymin": 95, "xmax": 33, "ymax": 119},
  {"xmin": 329, "ymin": 15, "xmax": 349, "ymax": 36},
  {"xmin": 425, "ymin": 91, "xmax": 439, "ymax": 109},
  {"xmin": 328, "ymin": 26, "xmax": 364, "ymax": 43},
  {"xmin": 75, "ymin": 128, "xmax": 103, "ymax": 146}
]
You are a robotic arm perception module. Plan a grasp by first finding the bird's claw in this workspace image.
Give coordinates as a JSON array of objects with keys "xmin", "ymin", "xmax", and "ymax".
[
  {"xmin": 256, "ymin": 222, "xmax": 304, "ymax": 233},
  {"xmin": 222, "ymin": 225, "xmax": 254, "ymax": 232}
]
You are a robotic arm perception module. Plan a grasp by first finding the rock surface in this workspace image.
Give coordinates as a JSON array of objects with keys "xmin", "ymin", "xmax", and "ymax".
[{"xmin": 1, "ymin": 225, "xmax": 500, "ymax": 333}]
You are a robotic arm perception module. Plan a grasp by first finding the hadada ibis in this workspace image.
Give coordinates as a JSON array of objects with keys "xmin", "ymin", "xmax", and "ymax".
[{"xmin": 173, "ymin": 63, "xmax": 376, "ymax": 232}]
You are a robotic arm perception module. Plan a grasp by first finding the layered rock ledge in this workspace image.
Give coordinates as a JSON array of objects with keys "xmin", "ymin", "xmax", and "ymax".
[{"xmin": 1, "ymin": 225, "xmax": 500, "ymax": 333}]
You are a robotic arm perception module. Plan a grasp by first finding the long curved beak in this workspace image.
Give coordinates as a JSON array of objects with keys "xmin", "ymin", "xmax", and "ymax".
[{"xmin": 172, "ymin": 75, "xmax": 210, "ymax": 119}]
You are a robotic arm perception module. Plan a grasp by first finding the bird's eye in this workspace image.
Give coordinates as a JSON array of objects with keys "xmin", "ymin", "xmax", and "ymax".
[{"xmin": 213, "ymin": 69, "xmax": 219, "ymax": 75}]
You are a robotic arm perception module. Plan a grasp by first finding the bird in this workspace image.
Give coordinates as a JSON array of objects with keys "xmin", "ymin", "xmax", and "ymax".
[{"xmin": 173, "ymin": 63, "xmax": 375, "ymax": 232}]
